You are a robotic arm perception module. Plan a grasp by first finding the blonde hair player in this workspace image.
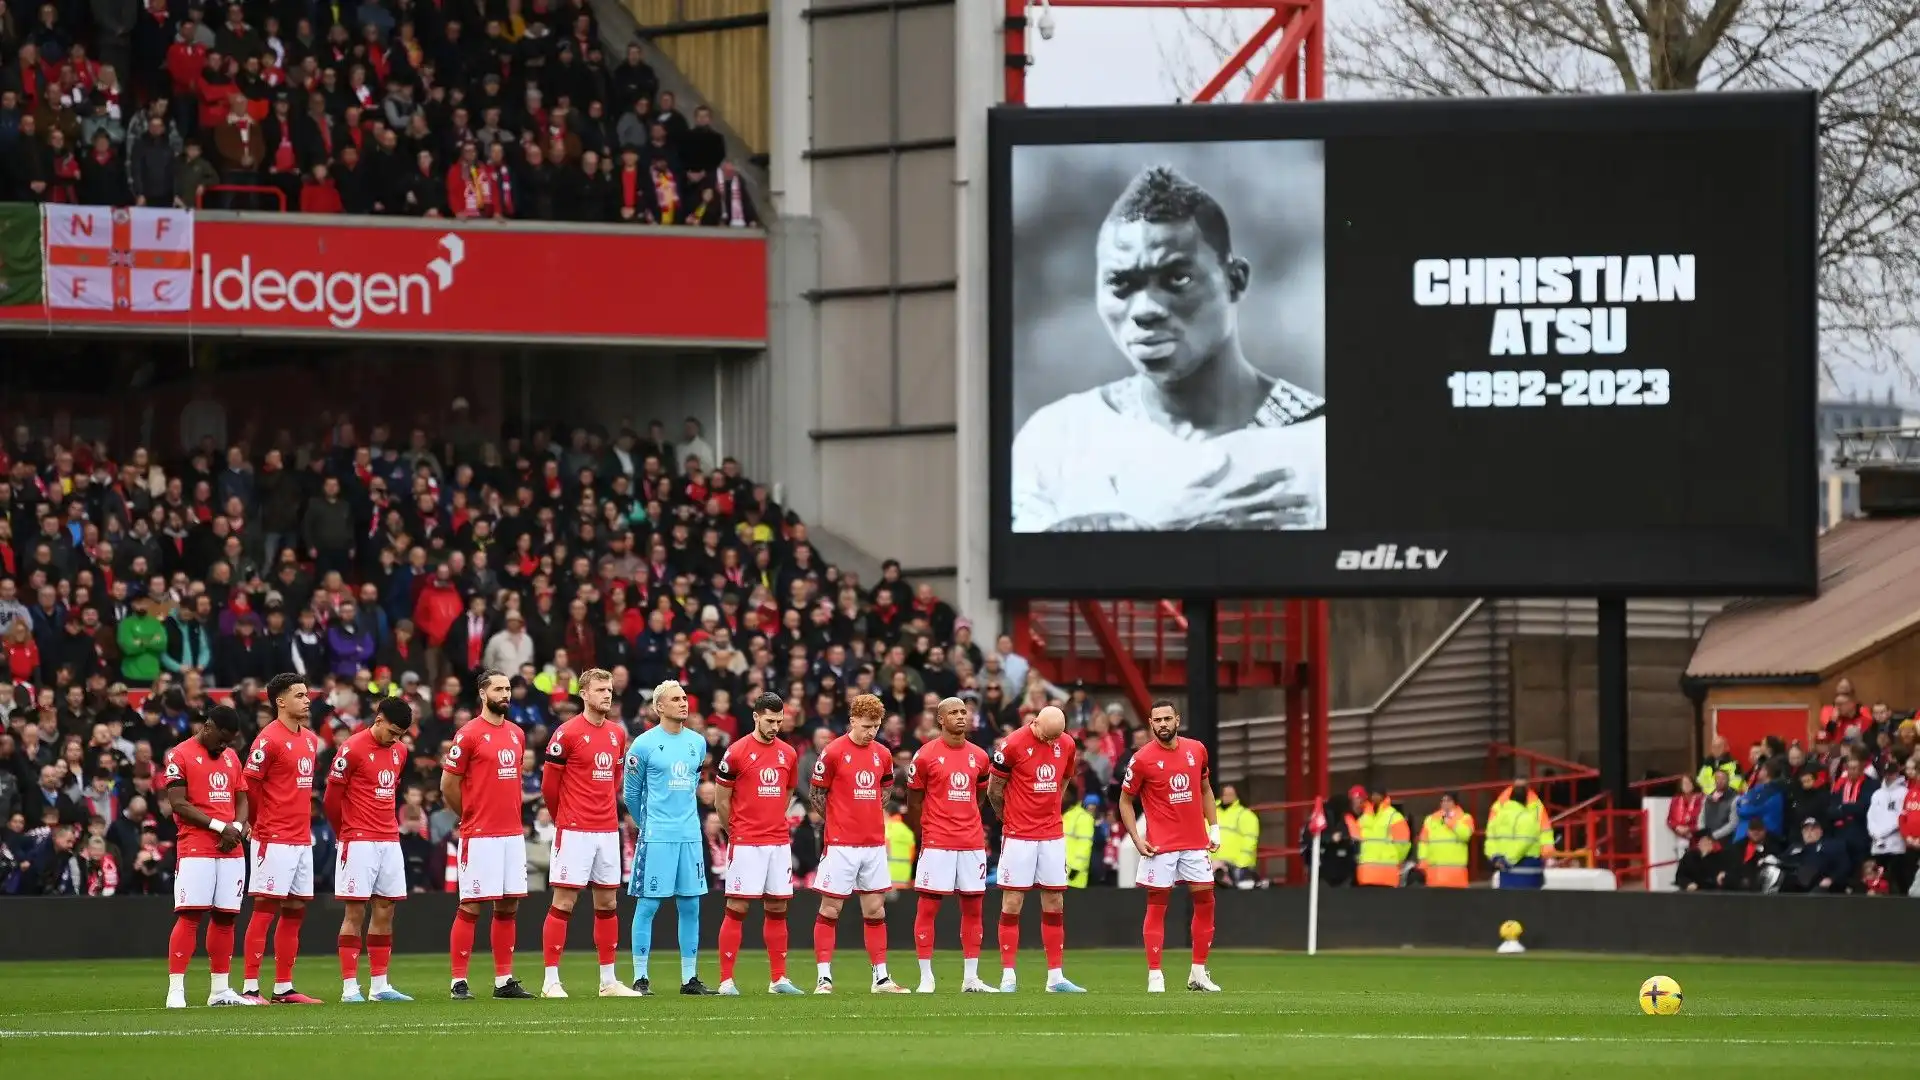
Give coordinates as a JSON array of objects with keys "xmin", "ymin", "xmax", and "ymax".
[{"xmin": 537, "ymin": 669, "xmax": 643, "ymax": 997}]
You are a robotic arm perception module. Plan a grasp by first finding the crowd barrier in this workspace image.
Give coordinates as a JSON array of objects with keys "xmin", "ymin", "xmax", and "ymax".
[{"xmin": 2, "ymin": 888, "xmax": 1904, "ymax": 963}]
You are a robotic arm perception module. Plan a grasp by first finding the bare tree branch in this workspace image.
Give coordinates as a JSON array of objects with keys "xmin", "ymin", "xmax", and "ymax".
[{"xmin": 1174, "ymin": 0, "xmax": 1920, "ymax": 387}]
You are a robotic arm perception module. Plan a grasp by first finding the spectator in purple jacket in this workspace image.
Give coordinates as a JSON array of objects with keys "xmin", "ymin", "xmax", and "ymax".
[{"xmin": 325, "ymin": 600, "xmax": 377, "ymax": 678}]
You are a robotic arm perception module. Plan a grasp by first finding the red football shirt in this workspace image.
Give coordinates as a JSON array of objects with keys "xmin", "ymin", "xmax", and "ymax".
[
  {"xmin": 443, "ymin": 717, "xmax": 527, "ymax": 839},
  {"xmin": 810, "ymin": 734, "xmax": 892, "ymax": 847},
  {"xmin": 716, "ymin": 735, "xmax": 797, "ymax": 846},
  {"xmin": 164, "ymin": 741, "xmax": 244, "ymax": 859},
  {"xmin": 543, "ymin": 715, "xmax": 627, "ymax": 832},
  {"xmin": 326, "ymin": 728, "xmax": 407, "ymax": 842},
  {"xmin": 908, "ymin": 739, "xmax": 989, "ymax": 851},
  {"xmin": 1122, "ymin": 736, "xmax": 1211, "ymax": 852},
  {"xmin": 989, "ymin": 726, "xmax": 1077, "ymax": 841},
  {"xmin": 243, "ymin": 720, "xmax": 324, "ymax": 845}
]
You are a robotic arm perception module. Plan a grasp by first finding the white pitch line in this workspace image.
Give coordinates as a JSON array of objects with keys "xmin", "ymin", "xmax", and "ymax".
[{"xmin": 0, "ymin": 1023, "xmax": 1907, "ymax": 1049}]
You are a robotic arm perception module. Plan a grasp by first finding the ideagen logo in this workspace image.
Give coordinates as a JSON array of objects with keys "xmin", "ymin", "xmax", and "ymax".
[
  {"xmin": 1334, "ymin": 544, "xmax": 1450, "ymax": 572},
  {"xmin": 200, "ymin": 233, "xmax": 466, "ymax": 329}
]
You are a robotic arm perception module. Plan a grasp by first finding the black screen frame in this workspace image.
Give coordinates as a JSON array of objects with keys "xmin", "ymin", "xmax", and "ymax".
[{"xmin": 987, "ymin": 91, "xmax": 1818, "ymax": 600}]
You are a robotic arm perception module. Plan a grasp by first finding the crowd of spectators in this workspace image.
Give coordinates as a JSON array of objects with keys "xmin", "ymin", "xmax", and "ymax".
[
  {"xmin": 0, "ymin": 404, "xmax": 1214, "ymax": 897},
  {"xmin": 0, "ymin": 0, "xmax": 759, "ymax": 224},
  {"xmin": 1669, "ymin": 679, "xmax": 1920, "ymax": 897}
]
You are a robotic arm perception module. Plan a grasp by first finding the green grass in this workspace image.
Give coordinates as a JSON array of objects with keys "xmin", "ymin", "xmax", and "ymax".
[{"xmin": 2, "ymin": 950, "xmax": 1911, "ymax": 1077}]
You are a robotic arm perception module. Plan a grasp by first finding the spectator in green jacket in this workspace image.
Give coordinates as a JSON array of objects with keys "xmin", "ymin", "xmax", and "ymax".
[{"xmin": 116, "ymin": 596, "xmax": 168, "ymax": 684}]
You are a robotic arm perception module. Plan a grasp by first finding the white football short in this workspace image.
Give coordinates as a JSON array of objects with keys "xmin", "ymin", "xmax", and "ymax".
[
  {"xmin": 814, "ymin": 845, "xmax": 889, "ymax": 897},
  {"xmin": 997, "ymin": 837, "xmax": 1068, "ymax": 891},
  {"xmin": 1137, "ymin": 848, "xmax": 1213, "ymax": 888},
  {"xmin": 725, "ymin": 843, "xmax": 795, "ymax": 899},
  {"xmin": 175, "ymin": 856, "xmax": 246, "ymax": 912},
  {"xmin": 549, "ymin": 829, "xmax": 622, "ymax": 889},
  {"xmin": 335, "ymin": 840, "xmax": 408, "ymax": 900},
  {"xmin": 248, "ymin": 840, "xmax": 315, "ymax": 900},
  {"xmin": 915, "ymin": 848, "xmax": 989, "ymax": 895},
  {"xmin": 457, "ymin": 834, "xmax": 529, "ymax": 902}
]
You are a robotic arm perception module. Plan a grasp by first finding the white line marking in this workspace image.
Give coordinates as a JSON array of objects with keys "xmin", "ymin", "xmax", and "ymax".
[{"xmin": 0, "ymin": 1022, "xmax": 1905, "ymax": 1049}]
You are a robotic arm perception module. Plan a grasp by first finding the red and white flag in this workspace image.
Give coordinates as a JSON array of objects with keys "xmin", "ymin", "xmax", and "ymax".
[
  {"xmin": 1307, "ymin": 795, "xmax": 1327, "ymax": 836},
  {"xmin": 43, "ymin": 206, "xmax": 194, "ymax": 312}
]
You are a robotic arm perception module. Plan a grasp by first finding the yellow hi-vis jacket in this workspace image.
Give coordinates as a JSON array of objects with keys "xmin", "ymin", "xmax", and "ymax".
[
  {"xmin": 886, "ymin": 815, "xmax": 916, "ymax": 887},
  {"xmin": 1062, "ymin": 804, "xmax": 1097, "ymax": 888},
  {"xmin": 1216, "ymin": 802, "xmax": 1260, "ymax": 870},
  {"xmin": 1483, "ymin": 789, "xmax": 1554, "ymax": 868},
  {"xmin": 1416, "ymin": 808, "xmax": 1475, "ymax": 887},
  {"xmin": 1696, "ymin": 759, "xmax": 1747, "ymax": 795},
  {"xmin": 1355, "ymin": 798, "xmax": 1410, "ymax": 886}
]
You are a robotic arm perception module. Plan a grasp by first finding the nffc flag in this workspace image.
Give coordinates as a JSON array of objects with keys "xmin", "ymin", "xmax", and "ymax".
[
  {"xmin": 1307, "ymin": 796, "xmax": 1327, "ymax": 836},
  {"xmin": 43, "ymin": 206, "xmax": 194, "ymax": 312}
]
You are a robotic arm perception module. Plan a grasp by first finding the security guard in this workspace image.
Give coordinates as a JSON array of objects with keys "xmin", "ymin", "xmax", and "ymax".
[
  {"xmin": 1215, "ymin": 784, "xmax": 1261, "ymax": 886},
  {"xmin": 1063, "ymin": 794, "xmax": 1099, "ymax": 889},
  {"xmin": 1415, "ymin": 792, "xmax": 1475, "ymax": 888},
  {"xmin": 1484, "ymin": 777, "xmax": 1555, "ymax": 889},
  {"xmin": 1354, "ymin": 787, "xmax": 1410, "ymax": 887},
  {"xmin": 886, "ymin": 802, "xmax": 917, "ymax": 890}
]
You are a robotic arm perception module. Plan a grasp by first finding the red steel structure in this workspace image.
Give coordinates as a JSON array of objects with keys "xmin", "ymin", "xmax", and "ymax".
[{"xmin": 1001, "ymin": 0, "xmax": 1331, "ymax": 865}]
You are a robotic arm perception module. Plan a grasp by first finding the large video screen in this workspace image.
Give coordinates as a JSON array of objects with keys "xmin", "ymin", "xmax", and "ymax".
[{"xmin": 988, "ymin": 92, "xmax": 1817, "ymax": 598}]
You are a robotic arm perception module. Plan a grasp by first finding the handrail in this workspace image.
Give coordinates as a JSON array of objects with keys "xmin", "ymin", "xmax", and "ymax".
[
  {"xmin": 1352, "ymin": 598, "xmax": 1486, "ymax": 721},
  {"xmin": 199, "ymin": 184, "xmax": 288, "ymax": 211}
]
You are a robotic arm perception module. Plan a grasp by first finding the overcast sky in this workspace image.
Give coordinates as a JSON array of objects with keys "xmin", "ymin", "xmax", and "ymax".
[{"xmin": 1021, "ymin": 7, "xmax": 1906, "ymax": 404}]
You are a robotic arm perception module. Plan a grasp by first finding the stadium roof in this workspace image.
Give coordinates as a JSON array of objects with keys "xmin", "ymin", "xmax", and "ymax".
[{"xmin": 1687, "ymin": 516, "xmax": 1920, "ymax": 681}]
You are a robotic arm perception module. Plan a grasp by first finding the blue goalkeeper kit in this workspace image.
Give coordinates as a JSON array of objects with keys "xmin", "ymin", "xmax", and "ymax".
[{"xmin": 623, "ymin": 723, "xmax": 710, "ymax": 983}]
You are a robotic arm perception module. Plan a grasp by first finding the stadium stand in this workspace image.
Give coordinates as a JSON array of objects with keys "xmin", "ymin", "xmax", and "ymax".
[
  {"xmin": 0, "ymin": 0, "xmax": 757, "ymax": 222},
  {"xmin": 0, "ymin": 416, "xmax": 1129, "ymax": 897}
]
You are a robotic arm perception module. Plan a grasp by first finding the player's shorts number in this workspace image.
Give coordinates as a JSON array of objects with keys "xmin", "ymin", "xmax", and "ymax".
[
  {"xmin": 914, "ymin": 848, "xmax": 989, "ymax": 895},
  {"xmin": 725, "ymin": 843, "xmax": 795, "ymax": 899},
  {"xmin": 175, "ymin": 857, "xmax": 246, "ymax": 912}
]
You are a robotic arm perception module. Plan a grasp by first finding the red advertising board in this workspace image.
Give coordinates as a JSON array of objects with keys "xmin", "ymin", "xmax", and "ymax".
[{"xmin": 0, "ymin": 214, "xmax": 767, "ymax": 346}]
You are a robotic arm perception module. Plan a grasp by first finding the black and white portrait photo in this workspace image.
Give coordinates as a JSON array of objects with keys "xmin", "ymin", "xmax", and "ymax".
[{"xmin": 1006, "ymin": 139, "xmax": 1326, "ymax": 533}]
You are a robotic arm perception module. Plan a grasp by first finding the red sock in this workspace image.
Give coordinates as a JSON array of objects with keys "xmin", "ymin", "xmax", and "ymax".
[
  {"xmin": 207, "ymin": 913, "xmax": 236, "ymax": 976},
  {"xmin": 718, "ymin": 909, "xmax": 745, "ymax": 982},
  {"xmin": 272, "ymin": 906, "xmax": 304, "ymax": 985},
  {"xmin": 913, "ymin": 895, "xmax": 940, "ymax": 961},
  {"xmin": 593, "ymin": 909, "xmax": 619, "ymax": 968},
  {"xmin": 367, "ymin": 934, "xmax": 392, "ymax": 978},
  {"xmin": 998, "ymin": 910, "xmax": 1020, "ymax": 972},
  {"xmin": 337, "ymin": 933, "xmax": 362, "ymax": 982},
  {"xmin": 1190, "ymin": 889, "xmax": 1215, "ymax": 965},
  {"xmin": 1143, "ymin": 889, "xmax": 1170, "ymax": 971},
  {"xmin": 450, "ymin": 909, "xmax": 478, "ymax": 980},
  {"xmin": 958, "ymin": 894, "xmax": 984, "ymax": 960},
  {"xmin": 167, "ymin": 913, "xmax": 202, "ymax": 976},
  {"xmin": 1040, "ymin": 909, "xmax": 1064, "ymax": 970},
  {"xmin": 764, "ymin": 912, "xmax": 789, "ymax": 982},
  {"xmin": 862, "ymin": 917, "xmax": 887, "ymax": 968},
  {"xmin": 813, "ymin": 914, "xmax": 836, "ymax": 965},
  {"xmin": 491, "ymin": 911, "xmax": 517, "ymax": 978},
  {"xmin": 542, "ymin": 907, "xmax": 571, "ymax": 969},
  {"xmin": 243, "ymin": 900, "xmax": 277, "ymax": 982}
]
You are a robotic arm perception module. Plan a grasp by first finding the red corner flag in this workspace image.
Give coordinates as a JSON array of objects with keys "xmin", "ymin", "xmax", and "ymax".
[{"xmin": 1308, "ymin": 796, "xmax": 1327, "ymax": 836}]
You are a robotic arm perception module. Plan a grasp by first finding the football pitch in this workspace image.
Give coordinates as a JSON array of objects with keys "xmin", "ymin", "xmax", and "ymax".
[{"xmin": 1, "ymin": 949, "xmax": 1910, "ymax": 1077}]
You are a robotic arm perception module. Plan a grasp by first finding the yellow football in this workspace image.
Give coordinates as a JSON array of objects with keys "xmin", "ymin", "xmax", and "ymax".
[
  {"xmin": 1639, "ymin": 975, "xmax": 1683, "ymax": 1015},
  {"xmin": 1499, "ymin": 919, "xmax": 1523, "ymax": 942}
]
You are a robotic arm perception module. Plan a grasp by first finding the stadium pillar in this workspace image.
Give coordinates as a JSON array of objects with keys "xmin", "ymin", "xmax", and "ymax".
[
  {"xmin": 1596, "ymin": 597, "xmax": 1629, "ymax": 807},
  {"xmin": 1185, "ymin": 601, "xmax": 1219, "ymax": 766}
]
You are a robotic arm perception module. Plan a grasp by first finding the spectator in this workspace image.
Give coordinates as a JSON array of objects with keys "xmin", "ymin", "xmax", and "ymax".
[
  {"xmin": 127, "ymin": 111, "xmax": 177, "ymax": 206},
  {"xmin": 173, "ymin": 136, "xmax": 218, "ymax": 208},
  {"xmin": 1699, "ymin": 770, "xmax": 1738, "ymax": 845},
  {"xmin": 1784, "ymin": 816, "xmax": 1849, "ymax": 893},
  {"xmin": 76, "ymin": 128, "xmax": 128, "ymax": 205},
  {"xmin": 1819, "ymin": 681, "xmax": 1872, "ymax": 743},
  {"xmin": 1674, "ymin": 833, "xmax": 1729, "ymax": 892},
  {"xmin": 1666, "ymin": 772, "xmax": 1701, "ymax": 846},
  {"xmin": 1866, "ymin": 762, "xmax": 1908, "ymax": 894},
  {"xmin": 115, "ymin": 594, "xmax": 166, "ymax": 684},
  {"xmin": 1829, "ymin": 748, "xmax": 1879, "ymax": 864},
  {"xmin": 302, "ymin": 475, "xmax": 353, "ymax": 577},
  {"xmin": 1735, "ymin": 761, "xmax": 1786, "ymax": 841}
]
